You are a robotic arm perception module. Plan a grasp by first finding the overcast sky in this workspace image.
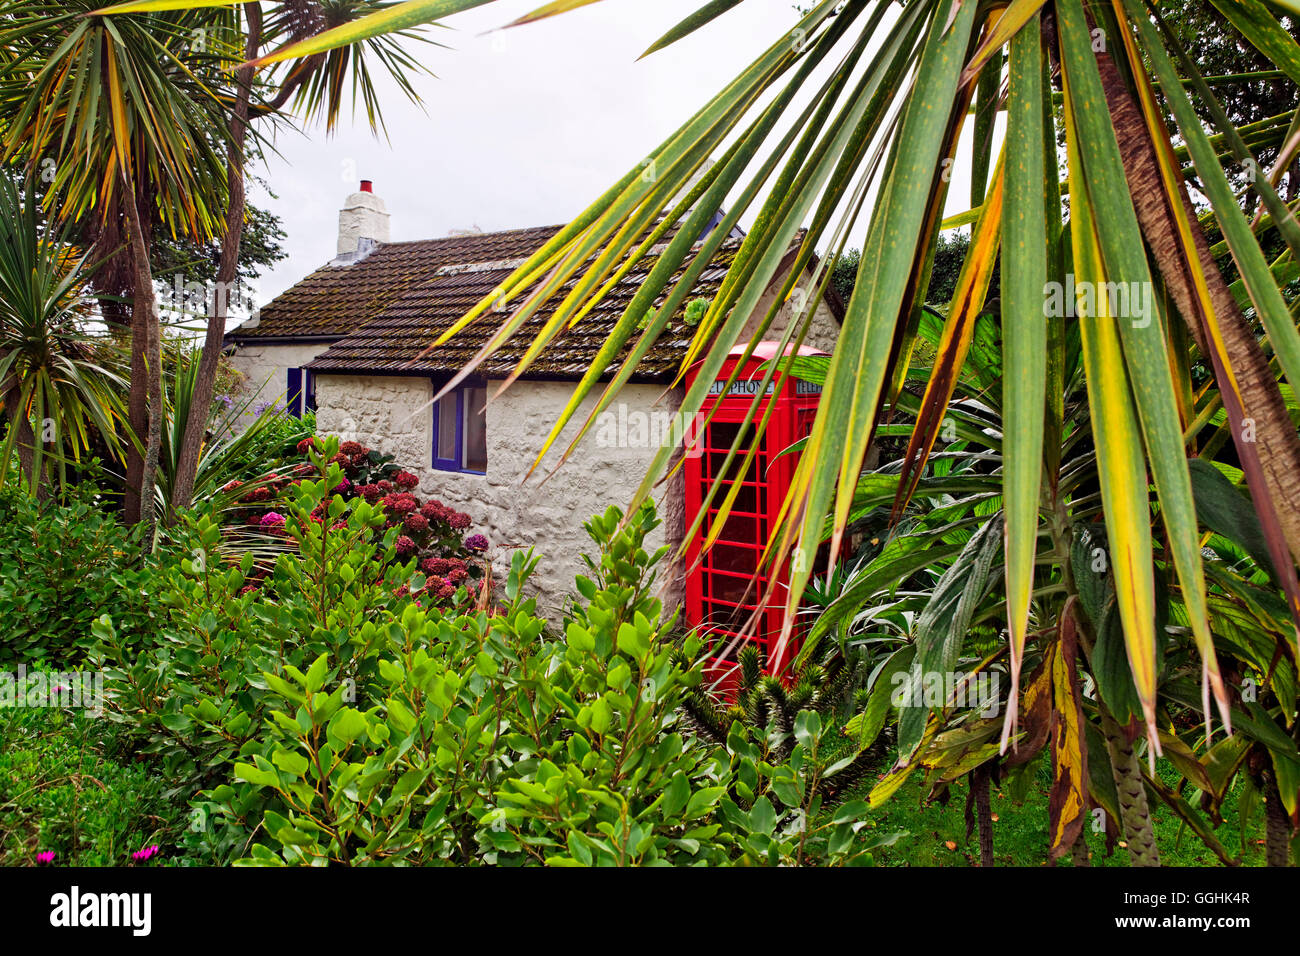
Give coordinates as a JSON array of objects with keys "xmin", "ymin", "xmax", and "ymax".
[{"xmin": 248, "ymin": 0, "xmax": 985, "ymax": 311}]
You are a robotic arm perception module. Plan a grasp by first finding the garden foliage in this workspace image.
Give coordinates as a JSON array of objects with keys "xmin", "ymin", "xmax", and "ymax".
[{"xmin": 87, "ymin": 453, "xmax": 884, "ymax": 865}]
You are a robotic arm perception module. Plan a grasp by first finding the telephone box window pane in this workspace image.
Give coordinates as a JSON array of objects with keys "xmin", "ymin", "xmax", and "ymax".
[
  {"xmin": 463, "ymin": 386, "xmax": 487, "ymax": 472},
  {"xmin": 708, "ymin": 451, "xmax": 760, "ymax": 483},
  {"xmin": 712, "ymin": 542, "xmax": 758, "ymax": 578},
  {"xmin": 710, "ymin": 572, "xmax": 756, "ymax": 605},
  {"xmin": 714, "ymin": 511, "xmax": 759, "ymax": 542},
  {"xmin": 436, "ymin": 393, "xmax": 458, "ymax": 462},
  {"xmin": 705, "ymin": 602, "xmax": 745, "ymax": 628},
  {"xmin": 707, "ymin": 421, "xmax": 754, "ymax": 451},
  {"xmin": 718, "ymin": 482, "xmax": 762, "ymax": 513}
]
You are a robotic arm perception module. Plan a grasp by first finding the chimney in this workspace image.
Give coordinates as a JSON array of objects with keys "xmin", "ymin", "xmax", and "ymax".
[{"xmin": 337, "ymin": 180, "xmax": 390, "ymax": 255}]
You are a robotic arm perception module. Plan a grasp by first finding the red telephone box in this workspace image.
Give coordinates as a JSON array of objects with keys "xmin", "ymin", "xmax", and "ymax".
[{"xmin": 684, "ymin": 342, "xmax": 825, "ymax": 690}]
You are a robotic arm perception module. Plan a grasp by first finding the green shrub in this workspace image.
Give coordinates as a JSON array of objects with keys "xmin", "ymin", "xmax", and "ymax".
[
  {"xmin": 92, "ymin": 452, "xmax": 415, "ymax": 859},
  {"xmin": 0, "ymin": 486, "xmax": 158, "ymax": 667},
  {"xmin": 88, "ymin": 449, "xmax": 890, "ymax": 865},
  {"xmin": 184, "ymin": 504, "xmax": 886, "ymax": 865},
  {"xmin": 222, "ymin": 434, "xmax": 486, "ymax": 609}
]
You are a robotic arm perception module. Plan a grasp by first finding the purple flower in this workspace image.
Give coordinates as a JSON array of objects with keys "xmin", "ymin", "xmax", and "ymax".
[
  {"xmin": 260, "ymin": 512, "xmax": 286, "ymax": 529},
  {"xmin": 332, "ymin": 477, "xmax": 352, "ymax": 494},
  {"xmin": 36, "ymin": 851, "xmax": 55, "ymax": 864},
  {"xmin": 464, "ymin": 534, "xmax": 489, "ymax": 551},
  {"xmin": 131, "ymin": 845, "xmax": 161, "ymax": 862}
]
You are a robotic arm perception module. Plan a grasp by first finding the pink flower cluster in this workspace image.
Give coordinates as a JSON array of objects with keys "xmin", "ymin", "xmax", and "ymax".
[
  {"xmin": 224, "ymin": 436, "xmax": 488, "ymax": 608},
  {"xmin": 131, "ymin": 845, "xmax": 161, "ymax": 862}
]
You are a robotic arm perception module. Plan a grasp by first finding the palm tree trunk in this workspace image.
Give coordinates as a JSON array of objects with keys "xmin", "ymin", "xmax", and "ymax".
[
  {"xmin": 972, "ymin": 763, "xmax": 995, "ymax": 866},
  {"xmin": 1095, "ymin": 50, "xmax": 1300, "ymax": 566},
  {"xmin": 1069, "ymin": 830, "xmax": 1091, "ymax": 867},
  {"xmin": 171, "ymin": 5, "xmax": 262, "ymax": 514},
  {"xmin": 1100, "ymin": 708, "xmax": 1161, "ymax": 867},
  {"xmin": 123, "ymin": 305, "xmax": 149, "ymax": 523},
  {"xmin": 1262, "ymin": 769, "xmax": 1293, "ymax": 867},
  {"xmin": 119, "ymin": 175, "xmax": 161, "ymax": 545},
  {"xmin": 2, "ymin": 386, "xmax": 37, "ymax": 494}
]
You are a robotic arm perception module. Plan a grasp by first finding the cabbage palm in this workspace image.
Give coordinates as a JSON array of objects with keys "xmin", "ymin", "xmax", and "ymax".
[
  {"xmin": 108, "ymin": 0, "xmax": 1300, "ymax": 769},
  {"xmin": 798, "ymin": 315, "xmax": 1299, "ymax": 865},
  {"xmin": 91, "ymin": 0, "xmax": 438, "ymax": 516},
  {"xmin": 0, "ymin": 178, "xmax": 127, "ymax": 495},
  {"xmin": 154, "ymin": 343, "xmax": 312, "ymax": 522},
  {"xmin": 0, "ymin": 0, "xmax": 233, "ymax": 543}
]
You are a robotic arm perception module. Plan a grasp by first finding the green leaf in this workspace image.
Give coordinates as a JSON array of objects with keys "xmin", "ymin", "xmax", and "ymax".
[
  {"xmin": 748, "ymin": 796, "xmax": 777, "ymax": 836},
  {"xmin": 1188, "ymin": 449, "xmax": 1277, "ymax": 581},
  {"xmin": 327, "ymin": 708, "xmax": 368, "ymax": 747},
  {"xmin": 684, "ymin": 786, "xmax": 725, "ymax": 821},
  {"xmin": 234, "ymin": 761, "xmax": 280, "ymax": 788},
  {"xmin": 999, "ymin": 12, "xmax": 1049, "ymax": 751},
  {"xmin": 641, "ymin": 0, "xmax": 745, "ymax": 58}
]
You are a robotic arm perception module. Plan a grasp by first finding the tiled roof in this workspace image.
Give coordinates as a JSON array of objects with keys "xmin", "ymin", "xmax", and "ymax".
[
  {"xmin": 227, "ymin": 225, "xmax": 564, "ymax": 340},
  {"xmin": 306, "ymin": 238, "xmax": 747, "ymax": 382},
  {"xmin": 234, "ymin": 218, "xmax": 838, "ymax": 383}
]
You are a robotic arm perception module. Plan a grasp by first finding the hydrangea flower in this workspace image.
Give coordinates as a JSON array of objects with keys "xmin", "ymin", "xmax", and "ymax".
[
  {"xmin": 420, "ymin": 557, "xmax": 465, "ymax": 576},
  {"xmin": 394, "ymin": 471, "xmax": 420, "ymax": 490},
  {"xmin": 464, "ymin": 534, "xmax": 489, "ymax": 551},
  {"xmin": 381, "ymin": 493, "xmax": 419, "ymax": 515},
  {"xmin": 394, "ymin": 535, "xmax": 417, "ymax": 556},
  {"xmin": 260, "ymin": 512, "xmax": 286, "ymax": 530}
]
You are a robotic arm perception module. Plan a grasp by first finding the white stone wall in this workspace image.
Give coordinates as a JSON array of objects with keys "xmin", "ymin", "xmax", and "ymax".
[
  {"xmin": 742, "ymin": 264, "xmax": 842, "ymax": 354},
  {"xmin": 226, "ymin": 341, "xmax": 334, "ymax": 429},
  {"xmin": 314, "ymin": 375, "xmax": 686, "ymax": 621},
  {"xmin": 304, "ymin": 276, "xmax": 839, "ymax": 621}
]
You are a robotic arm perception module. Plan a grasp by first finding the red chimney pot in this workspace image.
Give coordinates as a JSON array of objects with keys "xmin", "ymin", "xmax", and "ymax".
[{"xmin": 360, "ymin": 180, "xmax": 373, "ymax": 193}]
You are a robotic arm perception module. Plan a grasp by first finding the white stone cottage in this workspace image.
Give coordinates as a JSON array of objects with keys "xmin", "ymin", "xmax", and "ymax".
[{"xmin": 226, "ymin": 183, "xmax": 842, "ymax": 616}]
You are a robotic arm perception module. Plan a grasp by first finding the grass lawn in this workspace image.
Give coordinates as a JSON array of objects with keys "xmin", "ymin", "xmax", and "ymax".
[
  {"xmin": 0, "ymin": 706, "xmax": 186, "ymax": 867},
  {"xmin": 859, "ymin": 760, "xmax": 1267, "ymax": 867}
]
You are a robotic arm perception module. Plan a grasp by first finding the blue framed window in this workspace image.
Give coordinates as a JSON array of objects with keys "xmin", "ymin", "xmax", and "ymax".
[
  {"xmin": 432, "ymin": 383, "xmax": 487, "ymax": 474},
  {"xmin": 286, "ymin": 368, "xmax": 316, "ymax": 418}
]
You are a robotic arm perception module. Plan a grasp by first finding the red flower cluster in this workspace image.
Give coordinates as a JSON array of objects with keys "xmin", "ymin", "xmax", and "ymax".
[
  {"xmin": 225, "ymin": 434, "xmax": 489, "ymax": 609},
  {"xmin": 381, "ymin": 492, "xmax": 419, "ymax": 515},
  {"xmin": 420, "ymin": 556, "xmax": 467, "ymax": 576}
]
